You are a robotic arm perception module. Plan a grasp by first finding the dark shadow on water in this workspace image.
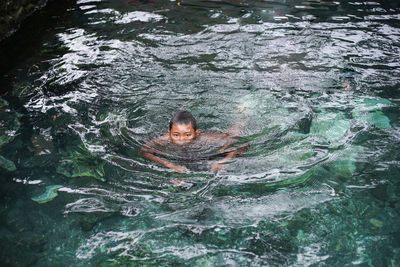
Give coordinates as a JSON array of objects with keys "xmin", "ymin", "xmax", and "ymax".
[{"xmin": 0, "ymin": 0, "xmax": 76, "ymax": 96}]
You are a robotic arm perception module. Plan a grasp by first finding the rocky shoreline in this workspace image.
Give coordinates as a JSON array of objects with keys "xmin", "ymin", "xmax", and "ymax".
[
  {"xmin": 0, "ymin": 0, "xmax": 49, "ymax": 41},
  {"xmin": 0, "ymin": 0, "xmax": 75, "ymax": 94}
]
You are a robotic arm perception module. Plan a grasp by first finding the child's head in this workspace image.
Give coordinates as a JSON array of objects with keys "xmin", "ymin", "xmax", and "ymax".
[{"xmin": 169, "ymin": 111, "xmax": 200, "ymax": 145}]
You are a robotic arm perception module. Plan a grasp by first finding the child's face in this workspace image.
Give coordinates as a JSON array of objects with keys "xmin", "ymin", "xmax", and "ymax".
[{"xmin": 169, "ymin": 123, "xmax": 199, "ymax": 145}]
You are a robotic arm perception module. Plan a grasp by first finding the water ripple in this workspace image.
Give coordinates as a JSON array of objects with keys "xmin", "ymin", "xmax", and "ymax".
[{"xmin": 3, "ymin": 0, "xmax": 400, "ymax": 265}]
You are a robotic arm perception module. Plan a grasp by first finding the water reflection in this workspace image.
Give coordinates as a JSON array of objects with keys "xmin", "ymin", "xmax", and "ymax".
[{"xmin": 1, "ymin": 0, "xmax": 400, "ymax": 266}]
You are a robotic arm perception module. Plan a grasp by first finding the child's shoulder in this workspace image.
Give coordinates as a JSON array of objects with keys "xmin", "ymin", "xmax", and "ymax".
[
  {"xmin": 149, "ymin": 133, "xmax": 169, "ymax": 144},
  {"xmin": 200, "ymin": 131, "xmax": 232, "ymax": 140}
]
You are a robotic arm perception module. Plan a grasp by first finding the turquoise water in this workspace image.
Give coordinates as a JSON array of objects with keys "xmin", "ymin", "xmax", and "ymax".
[{"xmin": 1, "ymin": 0, "xmax": 400, "ymax": 266}]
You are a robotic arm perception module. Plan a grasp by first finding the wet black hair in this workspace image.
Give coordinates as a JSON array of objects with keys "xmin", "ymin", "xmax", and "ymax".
[{"xmin": 169, "ymin": 110, "xmax": 197, "ymax": 130}]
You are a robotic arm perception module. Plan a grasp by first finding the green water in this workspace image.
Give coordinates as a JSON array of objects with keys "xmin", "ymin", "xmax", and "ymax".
[{"xmin": 1, "ymin": 0, "xmax": 400, "ymax": 266}]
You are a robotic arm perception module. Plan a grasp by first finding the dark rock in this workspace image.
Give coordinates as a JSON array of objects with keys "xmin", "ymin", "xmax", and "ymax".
[
  {"xmin": 0, "ymin": 0, "xmax": 76, "ymax": 97},
  {"xmin": 294, "ymin": 115, "xmax": 312, "ymax": 134},
  {"xmin": 31, "ymin": 135, "xmax": 54, "ymax": 155},
  {"xmin": 287, "ymin": 208, "xmax": 313, "ymax": 235},
  {"xmin": 0, "ymin": 231, "xmax": 45, "ymax": 266},
  {"xmin": 69, "ymin": 212, "xmax": 115, "ymax": 232},
  {"xmin": 371, "ymin": 183, "xmax": 389, "ymax": 202},
  {"xmin": 0, "ymin": 155, "xmax": 16, "ymax": 171},
  {"xmin": 4, "ymin": 203, "xmax": 35, "ymax": 233},
  {"xmin": 0, "ymin": 0, "xmax": 48, "ymax": 41}
]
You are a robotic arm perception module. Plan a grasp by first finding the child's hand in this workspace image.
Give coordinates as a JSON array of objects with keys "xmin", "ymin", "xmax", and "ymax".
[
  {"xmin": 170, "ymin": 164, "xmax": 190, "ymax": 173},
  {"xmin": 210, "ymin": 162, "xmax": 226, "ymax": 173}
]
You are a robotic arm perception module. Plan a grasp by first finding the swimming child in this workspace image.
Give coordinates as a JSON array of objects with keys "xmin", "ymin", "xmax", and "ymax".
[{"xmin": 139, "ymin": 110, "xmax": 248, "ymax": 173}]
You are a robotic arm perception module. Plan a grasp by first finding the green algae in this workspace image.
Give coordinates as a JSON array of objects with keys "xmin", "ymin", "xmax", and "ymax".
[
  {"xmin": 31, "ymin": 185, "xmax": 63, "ymax": 204},
  {"xmin": 0, "ymin": 154, "xmax": 16, "ymax": 171},
  {"xmin": 56, "ymin": 144, "xmax": 105, "ymax": 181}
]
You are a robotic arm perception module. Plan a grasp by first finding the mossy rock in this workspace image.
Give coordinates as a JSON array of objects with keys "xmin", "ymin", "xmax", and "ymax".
[
  {"xmin": 0, "ymin": 154, "xmax": 16, "ymax": 171},
  {"xmin": 0, "ymin": 103, "xmax": 21, "ymax": 148},
  {"xmin": 57, "ymin": 145, "xmax": 105, "ymax": 181},
  {"xmin": 0, "ymin": 97, "xmax": 8, "ymax": 110},
  {"xmin": 31, "ymin": 185, "xmax": 63, "ymax": 204}
]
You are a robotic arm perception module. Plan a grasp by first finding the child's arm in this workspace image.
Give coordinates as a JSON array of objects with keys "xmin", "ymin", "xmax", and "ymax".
[
  {"xmin": 139, "ymin": 135, "xmax": 189, "ymax": 173},
  {"xmin": 210, "ymin": 151, "xmax": 236, "ymax": 173},
  {"xmin": 140, "ymin": 150, "xmax": 189, "ymax": 173},
  {"xmin": 211, "ymin": 108, "xmax": 250, "ymax": 172},
  {"xmin": 210, "ymin": 143, "xmax": 250, "ymax": 172},
  {"xmin": 226, "ymin": 111, "xmax": 249, "ymax": 137},
  {"xmin": 200, "ymin": 133, "xmax": 239, "ymax": 173},
  {"xmin": 200, "ymin": 134, "xmax": 235, "ymax": 172}
]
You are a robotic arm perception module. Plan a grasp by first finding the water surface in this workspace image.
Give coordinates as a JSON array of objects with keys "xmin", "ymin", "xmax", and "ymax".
[{"xmin": 1, "ymin": 0, "xmax": 400, "ymax": 266}]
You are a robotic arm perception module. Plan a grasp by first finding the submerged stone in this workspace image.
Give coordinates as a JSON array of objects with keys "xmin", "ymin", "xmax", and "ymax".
[
  {"xmin": 234, "ymin": 93, "xmax": 294, "ymax": 133},
  {"xmin": 57, "ymin": 159, "xmax": 105, "ymax": 180},
  {"xmin": 22, "ymin": 154, "xmax": 53, "ymax": 168},
  {"xmin": 0, "ymin": 154, "xmax": 16, "ymax": 171},
  {"xmin": 354, "ymin": 110, "xmax": 391, "ymax": 129},
  {"xmin": 69, "ymin": 212, "xmax": 115, "ymax": 231},
  {"xmin": 352, "ymin": 97, "xmax": 394, "ymax": 129},
  {"xmin": 310, "ymin": 111, "xmax": 351, "ymax": 143},
  {"xmin": 264, "ymin": 168, "xmax": 316, "ymax": 190},
  {"xmin": 100, "ymin": 123, "xmax": 120, "ymax": 146},
  {"xmin": 0, "ymin": 97, "xmax": 8, "ymax": 110},
  {"xmin": 329, "ymin": 160, "xmax": 356, "ymax": 179},
  {"xmin": 0, "ymin": 108, "xmax": 21, "ymax": 148},
  {"xmin": 31, "ymin": 135, "xmax": 54, "ymax": 155},
  {"xmin": 359, "ymin": 98, "xmax": 392, "ymax": 107},
  {"xmin": 327, "ymin": 145, "xmax": 363, "ymax": 179},
  {"xmin": 369, "ymin": 218, "xmax": 383, "ymax": 228},
  {"xmin": 31, "ymin": 185, "xmax": 63, "ymax": 204},
  {"xmin": 56, "ymin": 145, "xmax": 105, "ymax": 181}
]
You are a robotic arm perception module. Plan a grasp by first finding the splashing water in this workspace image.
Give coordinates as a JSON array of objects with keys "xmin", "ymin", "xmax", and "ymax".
[{"xmin": 1, "ymin": 0, "xmax": 400, "ymax": 266}]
